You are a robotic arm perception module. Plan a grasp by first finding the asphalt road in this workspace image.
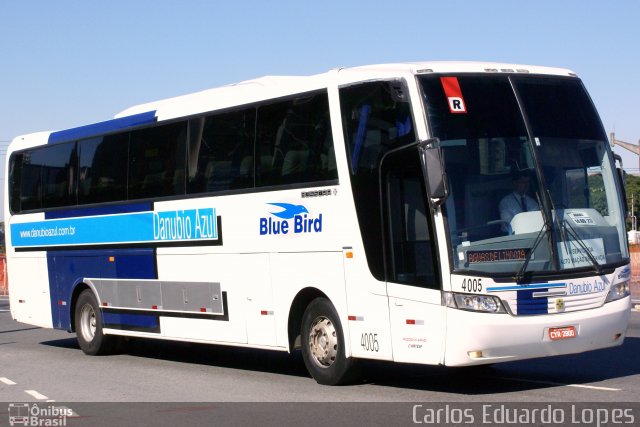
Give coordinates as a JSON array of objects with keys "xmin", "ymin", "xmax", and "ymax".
[{"xmin": 0, "ymin": 296, "xmax": 639, "ymax": 425}]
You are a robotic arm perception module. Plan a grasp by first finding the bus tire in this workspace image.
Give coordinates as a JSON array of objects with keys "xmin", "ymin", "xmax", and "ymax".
[
  {"xmin": 74, "ymin": 289, "xmax": 117, "ymax": 355},
  {"xmin": 300, "ymin": 297, "xmax": 358, "ymax": 385}
]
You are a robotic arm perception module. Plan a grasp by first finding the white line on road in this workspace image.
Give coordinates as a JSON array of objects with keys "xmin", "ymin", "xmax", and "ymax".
[
  {"xmin": 25, "ymin": 390, "xmax": 49, "ymax": 400},
  {"xmin": 0, "ymin": 377, "xmax": 16, "ymax": 385},
  {"xmin": 565, "ymin": 384, "xmax": 621, "ymax": 391},
  {"xmin": 497, "ymin": 376, "xmax": 621, "ymax": 392}
]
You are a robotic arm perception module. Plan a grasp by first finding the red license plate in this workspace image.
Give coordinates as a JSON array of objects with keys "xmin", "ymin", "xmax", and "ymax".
[{"xmin": 548, "ymin": 326, "xmax": 577, "ymax": 340}]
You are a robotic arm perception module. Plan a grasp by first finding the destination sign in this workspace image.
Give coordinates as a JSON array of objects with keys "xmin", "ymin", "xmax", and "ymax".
[{"xmin": 467, "ymin": 248, "xmax": 530, "ymax": 264}]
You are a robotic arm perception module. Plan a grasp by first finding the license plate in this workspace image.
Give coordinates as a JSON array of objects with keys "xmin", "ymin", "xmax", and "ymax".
[{"xmin": 548, "ymin": 326, "xmax": 577, "ymax": 340}]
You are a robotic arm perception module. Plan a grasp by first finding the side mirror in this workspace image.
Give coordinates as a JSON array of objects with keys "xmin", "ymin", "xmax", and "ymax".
[
  {"xmin": 418, "ymin": 138, "xmax": 448, "ymax": 204},
  {"xmin": 613, "ymin": 153, "xmax": 629, "ymax": 217}
]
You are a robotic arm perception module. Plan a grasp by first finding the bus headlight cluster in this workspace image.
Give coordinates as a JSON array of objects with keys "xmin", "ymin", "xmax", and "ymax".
[
  {"xmin": 443, "ymin": 292, "xmax": 506, "ymax": 313},
  {"xmin": 605, "ymin": 281, "xmax": 630, "ymax": 303}
]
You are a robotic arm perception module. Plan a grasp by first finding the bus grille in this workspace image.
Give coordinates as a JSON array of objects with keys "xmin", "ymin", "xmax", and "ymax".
[{"xmin": 501, "ymin": 288, "xmax": 605, "ymax": 316}]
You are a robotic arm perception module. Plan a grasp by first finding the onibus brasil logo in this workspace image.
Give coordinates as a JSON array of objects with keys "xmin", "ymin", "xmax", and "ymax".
[
  {"xmin": 259, "ymin": 203, "xmax": 323, "ymax": 235},
  {"xmin": 8, "ymin": 403, "xmax": 72, "ymax": 426}
]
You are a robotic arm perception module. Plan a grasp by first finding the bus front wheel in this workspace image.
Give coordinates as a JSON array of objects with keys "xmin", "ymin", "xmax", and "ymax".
[
  {"xmin": 74, "ymin": 289, "xmax": 117, "ymax": 355},
  {"xmin": 300, "ymin": 297, "xmax": 358, "ymax": 385}
]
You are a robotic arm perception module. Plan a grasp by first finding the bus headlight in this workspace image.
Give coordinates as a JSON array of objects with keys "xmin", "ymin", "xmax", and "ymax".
[
  {"xmin": 443, "ymin": 292, "xmax": 506, "ymax": 313},
  {"xmin": 605, "ymin": 281, "xmax": 630, "ymax": 303}
]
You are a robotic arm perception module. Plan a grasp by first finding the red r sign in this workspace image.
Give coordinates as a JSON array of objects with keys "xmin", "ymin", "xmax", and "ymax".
[{"xmin": 440, "ymin": 77, "xmax": 467, "ymax": 114}]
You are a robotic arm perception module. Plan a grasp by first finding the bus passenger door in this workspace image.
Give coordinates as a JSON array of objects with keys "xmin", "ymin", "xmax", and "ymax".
[{"xmin": 382, "ymin": 147, "xmax": 445, "ymax": 364}]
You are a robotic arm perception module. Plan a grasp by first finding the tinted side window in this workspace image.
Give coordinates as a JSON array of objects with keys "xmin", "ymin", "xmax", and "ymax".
[
  {"xmin": 341, "ymin": 81, "xmax": 415, "ymax": 174},
  {"xmin": 9, "ymin": 153, "xmax": 24, "ymax": 212},
  {"xmin": 10, "ymin": 142, "xmax": 78, "ymax": 212},
  {"xmin": 78, "ymin": 134, "xmax": 128, "ymax": 204},
  {"xmin": 129, "ymin": 122, "xmax": 187, "ymax": 199},
  {"xmin": 256, "ymin": 92, "xmax": 337, "ymax": 187},
  {"xmin": 383, "ymin": 148, "xmax": 439, "ymax": 288},
  {"xmin": 10, "ymin": 152, "xmax": 41, "ymax": 212},
  {"xmin": 339, "ymin": 81, "xmax": 415, "ymax": 280},
  {"xmin": 187, "ymin": 109, "xmax": 255, "ymax": 194},
  {"xmin": 41, "ymin": 142, "xmax": 77, "ymax": 208}
]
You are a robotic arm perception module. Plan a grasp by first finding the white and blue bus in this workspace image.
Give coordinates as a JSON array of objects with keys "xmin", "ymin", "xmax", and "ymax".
[{"xmin": 4, "ymin": 62, "xmax": 631, "ymax": 385}]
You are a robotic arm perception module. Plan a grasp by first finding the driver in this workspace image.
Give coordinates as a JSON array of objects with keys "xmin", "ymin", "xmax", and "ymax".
[{"xmin": 499, "ymin": 169, "xmax": 539, "ymax": 233}]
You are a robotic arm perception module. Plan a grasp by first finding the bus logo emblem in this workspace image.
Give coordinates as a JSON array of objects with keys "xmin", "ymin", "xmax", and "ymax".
[
  {"xmin": 555, "ymin": 298, "xmax": 565, "ymax": 311},
  {"xmin": 259, "ymin": 203, "xmax": 323, "ymax": 236},
  {"xmin": 268, "ymin": 203, "xmax": 308, "ymax": 219}
]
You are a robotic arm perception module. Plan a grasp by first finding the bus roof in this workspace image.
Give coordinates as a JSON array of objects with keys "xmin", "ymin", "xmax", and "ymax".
[
  {"xmin": 9, "ymin": 61, "xmax": 577, "ymax": 148},
  {"xmin": 115, "ymin": 61, "xmax": 576, "ymax": 121}
]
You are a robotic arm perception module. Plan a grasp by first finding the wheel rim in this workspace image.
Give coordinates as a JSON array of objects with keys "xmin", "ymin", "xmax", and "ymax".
[
  {"xmin": 308, "ymin": 316, "xmax": 338, "ymax": 368},
  {"xmin": 79, "ymin": 303, "xmax": 97, "ymax": 343}
]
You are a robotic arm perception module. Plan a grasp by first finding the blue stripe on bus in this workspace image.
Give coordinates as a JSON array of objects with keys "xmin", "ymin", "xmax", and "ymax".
[
  {"xmin": 516, "ymin": 289, "xmax": 549, "ymax": 315},
  {"xmin": 48, "ymin": 111, "xmax": 157, "ymax": 144},
  {"xmin": 486, "ymin": 283, "xmax": 566, "ymax": 292},
  {"xmin": 48, "ymin": 248, "xmax": 157, "ymax": 330},
  {"xmin": 45, "ymin": 202, "xmax": 152, "ymax": 220},
  {"xmin": 102, "ymin": 311, "xmax": 160, "ymax": 332},
  {"xmin": 14, "ymin": 208, "xmax": 217, "ymax": 249}
]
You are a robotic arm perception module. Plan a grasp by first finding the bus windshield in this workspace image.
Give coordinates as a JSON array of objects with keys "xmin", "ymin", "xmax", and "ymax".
[{"xmin": 420, "ymin": 74, "xmax": 629, "ymax": 278}]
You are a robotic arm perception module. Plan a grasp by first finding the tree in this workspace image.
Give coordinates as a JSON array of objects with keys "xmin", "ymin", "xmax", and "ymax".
[{"xmin": 624, "ymin": 174, "xmax": 640, "ymax": 231}]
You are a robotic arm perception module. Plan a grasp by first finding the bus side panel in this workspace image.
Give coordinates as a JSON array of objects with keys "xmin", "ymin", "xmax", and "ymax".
[
  {"xmin": 343, "ymin": 248, "xmax": 393, "ymax": 361},
  {"xmin": 156, "ymin": 252, "xmax": 250, "ymax": 344},
  {"xmin": 47, "ymin": 249, "xmax": 157, "ymax": 330},
  {"xmin": 387, "ymin": 284, "xmax": 445, "ymax": 364},
  {"xmin": 8, "ymin": 255, "xmax": 53, "ymax": 328},
  {"xmin": 270, "ymin": 251, "xmax": 347, "ymax": 351}
]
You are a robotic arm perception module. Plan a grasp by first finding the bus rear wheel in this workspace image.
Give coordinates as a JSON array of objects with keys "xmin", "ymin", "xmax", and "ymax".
[
  {"xmin": 75, "ymin": 289, "xmax": 117, "ymax": 355},
  {"xmin": 300, "ymin": 297, "xmax": 358, "ymax": 385}
]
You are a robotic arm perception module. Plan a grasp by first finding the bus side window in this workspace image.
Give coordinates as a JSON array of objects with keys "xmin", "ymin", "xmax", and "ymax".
[
  {"xmin": 11, "ymin": 143, "xmax": 78, "ymax": 212},
  {"xmin": 339, "ymin": 80, "xmax": 416, "ymax": 281},
  {"xmin": 256, "ymin": 92, "xmax": 336, "ymax": 187},
  {"xmin": 78, "ymin": 134, "xmax": 128, "ymax": 204},
  {"xmin": 382, "ymin": 149, "xmax": 438, "ymax": 288},
  {"xmin": 187, "ymin": 109, "xmax": 255, "ymax": 194},
  {"xmin": 129, "ymin": 122, "xmax": 187, "ymax": 200},
  {"xmin": 41, "ymin": 142, "xmax": 77, "ymax": 208},
  {"xmin": 9, "ymin": 153, "xmax": 23, "ymax": 213},
  {"xmin": 11, "ymin": 152, "xmax": 42, "ymax": 212}
]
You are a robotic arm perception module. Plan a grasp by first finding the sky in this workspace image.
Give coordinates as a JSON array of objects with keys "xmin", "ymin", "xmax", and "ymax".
[{"xmin": 1, "ymin": 0, "xmax": 639, "ymax": 218}]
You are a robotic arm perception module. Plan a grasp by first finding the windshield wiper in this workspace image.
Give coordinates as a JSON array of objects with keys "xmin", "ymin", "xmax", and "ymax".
[
  {"xmin": 513, "ymin": 222, "xmax": 549, "ymax": 283},
  {"xmin": 560, "ymin": 217, "xmax": 603, "ymax": 276},
  {"xmin": 513, "ymin": 191, "xmax": 552, "ymax": 284},
  {"xmin": 545, "ymin": 190, "xmax": 602, "ymax": 276}
]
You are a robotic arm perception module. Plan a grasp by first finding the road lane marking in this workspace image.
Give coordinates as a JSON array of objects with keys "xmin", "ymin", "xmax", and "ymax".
[
  {"xmin": 25, "ymin": 390, "xmax": 49, "ymax": 400},
  {"xmin": 564, "ymin": 384, "xmax": 621, "ymax": 391},
  {"xmin": 497, "ymin": 376, "xmax": 621, "ymax": 391},
  {"xmin": 0, "ymin": 377, "xmax": 16, "ymax": 385}
]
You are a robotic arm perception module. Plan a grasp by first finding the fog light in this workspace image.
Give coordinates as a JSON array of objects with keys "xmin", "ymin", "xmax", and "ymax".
[{"xmin": 468, "ymin": 350, "xmax": 483, "ymax": 358}]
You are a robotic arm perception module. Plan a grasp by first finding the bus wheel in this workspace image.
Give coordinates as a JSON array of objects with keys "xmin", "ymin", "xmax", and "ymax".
[
  {"xmin": 300, "ymin": 297, "xmax": 358, "ymax": 385},
  {"xmin": 75, "ymin": 289, "xmax": 116, "ymax": 355}
]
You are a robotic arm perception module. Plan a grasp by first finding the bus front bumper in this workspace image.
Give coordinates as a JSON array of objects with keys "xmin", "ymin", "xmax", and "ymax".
[{"xmin": 443, "ymin": 296, "xmax": 631, "ymax": 366}]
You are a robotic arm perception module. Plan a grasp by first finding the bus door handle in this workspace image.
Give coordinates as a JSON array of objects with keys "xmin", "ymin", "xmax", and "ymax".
[{"xmin": 394, "ymin": 301, "xmax": 403, "ymax": 307}]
